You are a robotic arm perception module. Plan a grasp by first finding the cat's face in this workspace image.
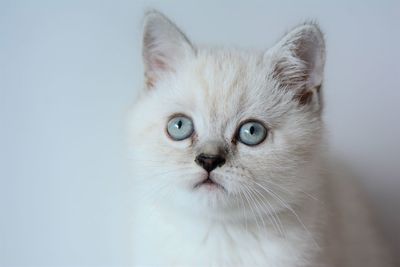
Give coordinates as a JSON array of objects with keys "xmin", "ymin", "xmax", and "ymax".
[{"xmin": 129, "ymin": 11, "xmax": 325, "ymax": 220}]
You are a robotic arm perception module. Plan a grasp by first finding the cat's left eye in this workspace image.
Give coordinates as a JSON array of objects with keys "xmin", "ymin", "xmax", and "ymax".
[
  {"xmin": 166, "ymin": 115, "xmax": 194, "ymax": 141},
  {"xmin": 237, "ymin": 120, "xmax": 268, "ymax": 146}
]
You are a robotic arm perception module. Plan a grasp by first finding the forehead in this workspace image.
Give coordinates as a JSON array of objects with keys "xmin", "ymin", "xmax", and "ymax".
[{"xmin": 170, "ymin": 50, "xmax": 278, "ymax": 130}]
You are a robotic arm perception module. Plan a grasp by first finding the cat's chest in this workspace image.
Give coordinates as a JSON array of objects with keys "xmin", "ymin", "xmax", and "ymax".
[{"xmin": 132, "ymin": 208, "xmax": 317, "ymax": 267}]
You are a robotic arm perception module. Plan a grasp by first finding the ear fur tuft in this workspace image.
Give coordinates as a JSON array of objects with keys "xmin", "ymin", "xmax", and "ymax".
[{"xmin": 267, "ymin": 22, "xmax": 326, "ymax": 106}]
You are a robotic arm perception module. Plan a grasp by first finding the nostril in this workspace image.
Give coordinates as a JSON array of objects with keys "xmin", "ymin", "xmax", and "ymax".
[
  {"xmin": 216, "ymin": 157, "xmax": 226, "ymax": 167},
  {"xmin": 195, "ymin": 153, "xmax": 226, "ymax": 172}
]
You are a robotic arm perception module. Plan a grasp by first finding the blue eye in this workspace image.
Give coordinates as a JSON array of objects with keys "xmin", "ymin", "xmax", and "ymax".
[
  {"xmin": 238, "ymin": 121, "xmax": 267, "ymax": 146},
  {"xmin": 167, "ymin": 115, "xmax": 194, "ymax": 141}
]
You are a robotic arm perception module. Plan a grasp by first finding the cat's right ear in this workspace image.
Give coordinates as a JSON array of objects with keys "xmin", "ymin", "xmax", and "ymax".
[{"xmin": 142, "ymin": 10, "xmax": 196, "ymax": 88}]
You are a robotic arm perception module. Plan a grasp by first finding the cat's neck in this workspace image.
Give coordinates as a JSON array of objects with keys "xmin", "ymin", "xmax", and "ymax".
[{"xmin": 133, "ymin": 195, "xmax": 324, "ymax": 266}]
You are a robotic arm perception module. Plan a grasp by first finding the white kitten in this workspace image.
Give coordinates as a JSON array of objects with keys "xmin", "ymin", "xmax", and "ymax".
[{"xmin": 128, "ymin": 11, "xmax": 394, "ymax": 267}]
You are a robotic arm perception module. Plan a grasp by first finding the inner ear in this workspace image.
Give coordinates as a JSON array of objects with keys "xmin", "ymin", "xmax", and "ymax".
[
  {"xmin": 142, "ymin": 10, "xmax": 195, "ymax": 89},
  {"xmin": 267, "ymin": 23, "xmax": 326, "ymax": 106}
]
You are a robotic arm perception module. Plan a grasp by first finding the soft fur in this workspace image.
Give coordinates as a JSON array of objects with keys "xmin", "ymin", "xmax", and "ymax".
[{"xmin": 128, "ymin": 11, "xmax": 394, "ymax": 267}]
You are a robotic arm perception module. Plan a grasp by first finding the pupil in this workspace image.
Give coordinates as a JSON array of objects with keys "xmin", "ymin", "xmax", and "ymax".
[
  {"xmin": 249, "ymin": 126, "xmax": 255, "ymax": 135},
  {"xmin": 176, "ymin": 120, "xmax": 183, "ymax": 129}
]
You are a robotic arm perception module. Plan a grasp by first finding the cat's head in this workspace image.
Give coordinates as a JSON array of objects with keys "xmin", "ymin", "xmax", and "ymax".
[{"xmin": 129, "ymin": 11, "xmax": 325, "ymax": 220}]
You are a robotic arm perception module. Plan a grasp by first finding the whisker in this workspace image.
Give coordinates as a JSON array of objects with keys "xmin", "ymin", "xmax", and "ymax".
[
  {"xmin": 241, "ymin": 186, "xmax": 262, "ymax": 232},
  {"xmin": 238, "ymin": 191, "xmax": 249, "ymax": 232},
  {"xmin": 253, "ymin": 181, "xmax": 320, "ymax": 249},
  {"xmin": 242, "ymin": 184, "xmax": 267, "ymax": 230},
  {"xmin": 249, "ymin": 183, "xmax": 286, "ymax": 236},
  {"xmin": 261, "ymin": 179, "xmax": 323, "ymax": 205}
]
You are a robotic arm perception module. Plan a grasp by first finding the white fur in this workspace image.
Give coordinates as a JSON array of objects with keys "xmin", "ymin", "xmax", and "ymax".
[{"xmin": 127, "ymin": 11, "xmax": 394, "ymax": 267}]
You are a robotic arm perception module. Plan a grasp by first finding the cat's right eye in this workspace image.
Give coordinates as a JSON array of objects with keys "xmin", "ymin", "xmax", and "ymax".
[{"xmin": 166, "ymin": 115, "xmax": 194, "ymax": 141}]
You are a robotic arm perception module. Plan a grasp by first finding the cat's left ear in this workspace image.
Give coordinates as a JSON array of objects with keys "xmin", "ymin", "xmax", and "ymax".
[
  {"xmin": 142, "ymin": 10, "xmax": 196, "ymax": 88},
  {"xmin": 265, "ymin": 23, "xmax": 326, "ymax": 106}
]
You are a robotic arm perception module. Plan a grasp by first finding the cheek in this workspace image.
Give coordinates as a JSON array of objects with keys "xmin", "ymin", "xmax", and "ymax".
[
  {"xmin": 233, "ymin": 142, "xmax": 298, "ymax": 178},
  {"xmin": 131, "ymin": 133, "xmax": 199, "ymax": 183}
]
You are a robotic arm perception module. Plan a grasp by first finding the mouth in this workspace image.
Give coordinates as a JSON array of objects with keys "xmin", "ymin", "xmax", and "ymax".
[{"xmin": 194, "ymin": 175, "xmax": 225, "ymax": 191}]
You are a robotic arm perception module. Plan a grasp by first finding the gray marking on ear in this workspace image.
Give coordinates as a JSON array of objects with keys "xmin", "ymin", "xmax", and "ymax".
[{"xmin": 266, "ymin": 22, "xmax": 326, "ymax": 107}]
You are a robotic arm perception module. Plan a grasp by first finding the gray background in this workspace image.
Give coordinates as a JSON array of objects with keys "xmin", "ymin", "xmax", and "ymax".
[{"xmin": 1, "ymin": 0, "xmax": 399, "ymax": 266}]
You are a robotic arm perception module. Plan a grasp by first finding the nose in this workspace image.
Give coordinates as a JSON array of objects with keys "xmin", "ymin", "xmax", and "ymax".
[{"xmin": 195, "ymin": 153, "xmax": 226, "ymax": 172}]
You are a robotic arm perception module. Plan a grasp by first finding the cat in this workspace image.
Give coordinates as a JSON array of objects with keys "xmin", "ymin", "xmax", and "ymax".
[{"xmin": 127, "ymin": 10, "xmax": 394, "ymax": 267}]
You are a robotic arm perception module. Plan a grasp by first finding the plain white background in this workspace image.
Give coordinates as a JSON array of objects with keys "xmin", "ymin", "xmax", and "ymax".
[{"xmin": 1, "ymin": 0, "xmax": 399, "ymax": 266}]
